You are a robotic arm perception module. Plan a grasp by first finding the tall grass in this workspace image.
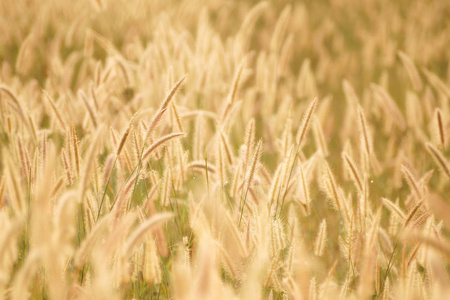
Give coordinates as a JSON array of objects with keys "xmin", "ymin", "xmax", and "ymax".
[{"xmin": 0, "ymin": 0, "xmax": 450, "ymax": 299}]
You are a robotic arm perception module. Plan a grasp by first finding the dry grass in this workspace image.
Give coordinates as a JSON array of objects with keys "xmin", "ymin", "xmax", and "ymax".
[{"xmin": 0, "ymin": 0, "xmax": 450, "ymax": 299}]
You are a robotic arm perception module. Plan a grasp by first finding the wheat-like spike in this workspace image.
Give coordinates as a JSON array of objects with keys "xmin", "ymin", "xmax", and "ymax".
[
  {"xmin": 142, "ymin": 133, "xmax": 185, "ymax": 161},
  {"xmin": 237, "ymin": 1, "xmax": 268, "ymax": 47},
  {"xmin": 243, "ymin": 118, "xmax": 256, "ymax": 173},
  {"xmin": 193, "ymin": 114, "xmax": 204, "ymax": 161},
  {"xmin": 309, "ymin": 277, "xmax": 317, "ymax": 300},
  {"xmin": 170, "ymin": 102, "xmax": 184, "ymax": 133},
  {"xmin": 84, "ymin": 194, "xmax": 97, "ymax": 233},
  {"xmin": 217, "ymin": 136, "xmax": 226, "ymax": 188},
  {"xmin": 122, "ymin": 146, "xmax": 134, "ymax": 173},
  {"xmin": 17, "ymin": 138, "xmax": 31, "ymax": 181},
  {"xmin": 79, "ymin": 90, "xmax": 98, "ymax": 128},
  {"xmin": 314, "ymin": 219, "xmax": 327, "ymax": 256},
  {"xmin": 381, "ymin": 198, "xmax": 406, "ymax": 219},
  {"xmin": 435, "ymin": 108, "xmax": 445, "ymax": 148},
  {"xmin": 132, "ymin": 130, "xmax": 141, "ymax": 164},
  {"xmin": 406, "ymin": 244, "xmax": 422, "ymax": 268},
  {"xmin": 145, "ymin": 108, "xmax": 167, "ymax": 143},
  {"xmin": 24, "ymin": 143, "xmax": 31, "ymax": 181},
  {"xmin": 93, "ymin": 162, "xmax": 101, "ymax": 194},
  {"xmin": 278, "ymin": 145, "xmax": 295, "ymax": 201},
  {"xmin": 5, "ymin": 116, "xmax": 12, "ymax": 138},
  {"xmin": 404, "ymin": 200, "xmax": 423, "ymax": 228},
  {"xmin": 426, "ymin": 142, "xmax": 450, "ymax": 178},
  {"xmin": 31, "ymin": 151, "xmax": 38, "ymax": 185},
  {"xmin": 346, "ymin": 218, "xmax": 357, "ymax": 262},
  {"xmin": 79, "ymin": 125, "xmax": 104, "ymax": 198},
  {"xmin": 397, "ymin": 51, "xmax": 422, "ymax": 92},
  {"xmin": 270, "ymin": 218, "xmax": 286, "ymax": 257},
  {"xmin": 323, "ymin": 162, "xmax": 342, "ymax": 211},
  {"xmin": 279, "ymin": 34, "xmax": 294, "ymax": 77},
  {"xmin": 71, "ymin": 126, "xmax": 81, "ymax": 179},
  {"xmin": 244, "ymin": 140, "xmax": 263, "ymax": 193},
  {"xmin": 61, "ymin": 149, "xmax": 73, "ymax": 185},
  {"xmin": 342, "ymin": 152, "xmax": 364, "ymax": 195},
  {"xmin": 270, "ymin": 5, "xmax": 291, "ymax": 53},
  {"xmin": 65, "ymin": 128, "xmax": 73, "ymax": 168},
  {"xmin": 400, "ymin": 164, "xmax": 423, "ymax": 199},
  {"xmin": 15, "ymin": 33, "xmax": 33, "ymax": 74},
  {"xmin": 408, "ymin": 211, "xmax": 431, "ymax": 230},
  {"xmin": 228, "ymin": 59, "xmax": 246, "ymax": 104},
  {"xmin": 160, "ymin": 74, "xmax": 187, "ymax": 111},
  {"xmin": 296, "ymin": 97, "xmax": 318, "ymax": 147},
  {"xmin": 117, "ymin": 125, "xmax": 132, "ymax": 156},
  {"xmin": 381, "ymin": 278, "xmax": 390, "ymax": 300},
  {"xmin": 40, "ymin": 131, "xmax": 47, "ymax": 174},
  {"xmin": 286, "ymin": 241, "xmax": 296, "ymax": 275},
  {"xmin": 357, "ymin": 105, "xmax": 372, "ymax": 158},
  {"xmin": 43, "ymin": 91, "xmax": 67, "ymax": 129}
]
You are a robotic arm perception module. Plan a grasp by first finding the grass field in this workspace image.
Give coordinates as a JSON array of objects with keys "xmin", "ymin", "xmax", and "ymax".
[{"xmin": 1, "ymin": 0, "xmax": 450, "ymax": 299}]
